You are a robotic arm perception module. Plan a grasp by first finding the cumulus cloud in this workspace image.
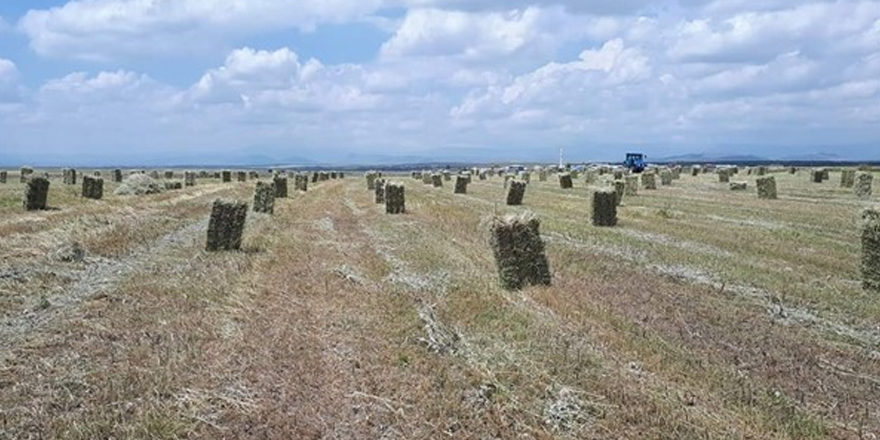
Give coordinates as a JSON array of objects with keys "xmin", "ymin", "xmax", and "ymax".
[{"xmin": 0, "ymin": 58, "xmax": 23, "ymax": 103}]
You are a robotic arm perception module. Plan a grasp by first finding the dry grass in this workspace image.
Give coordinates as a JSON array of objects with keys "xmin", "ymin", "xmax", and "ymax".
[{"xmin": 0, "ymin": 167, "xmax": 878, "ymax": 439}]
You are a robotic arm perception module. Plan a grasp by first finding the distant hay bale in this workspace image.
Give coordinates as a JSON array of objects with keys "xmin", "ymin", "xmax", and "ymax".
[
  {"xmin": 855, "ymin": 172, "xmax": 873, "ymax": 199},
  {"xmin": 624, "ymin": 176, "xmax": 639, "ymax": 196},
  {"xmin": 422, "ymin": 172, "xmax": 432, "ymax": 185},
  {"xmin": 660, "ymin": 170, "xmax": 673, "ymax": 186},
  {"xmin": 538, "ymin": 169, "xmax": 548, "ymax": 182},
  {"xmin": 821, "ymin": 169, "xmax": 830, "ymax": 181},
  {"xmin": 432, "ymin": 174, "xmax": 443, "ymax": 188},
  {"xmin": 236, "ymin": 171, "xmax": 247, "ymax": 182},
  {"xmin": 366, "ymin": 171, "xmax": 378, "ymax": 190},
  {"xmin": 558, "ymin": 173, "xmax": 573, "ymax": 189},
  {"xmin": 584, "ymin": 170, "xmax": 598, "ymax": 185},
  {"xmin": 112, "ymin": 169, "xmax": 123, "ymax": 183},
  {"xmin": 184, "ymin": 171, "xmax": 196, "ymax": 187},
  {"xmin": 570, "ymin": 170, "xmax": 580, "ymax": 179},
  {"xmin": 443, "ymin": 171, "xmax": 451, "ymax": 181},
  {"xmin": 593, "ymin": 189, "xmax": 618, "ymax": 227},
  {"xmin": 756, "ymin": 166, "xmax": 768, "ymax": 176},
  {"xmin": 249, "ymin": 171, "xmax": 259, "ymax": 180},
  {"xmin": 810, "ymin": 169, "xmax": 824, "ymax": 183},
  {"xmin": 253, "ymin": 181, "xmax": 275, "ymax": 214},
  {"xmin": 841, "ymin": 170, "xmax": 856, "ymax": 188},
  {"xmin": 331, "ymin": 171, "xmax": 338, "ymax": 179},
  {"xmin": 274, "ymin": 176, "xmax": 288, "ymax": 198},
  {"xmin": 671, "ymin": 166, "xmax": 682, "ymax": 180},
  {"xmin": 385, "ymin": 182, "xmax": 406, "ymax": 214},
  {"xmin": 20, "ymin": 166, "xmax": 34, "ymax": 183},
  {"xmin": 221, "ymin": 170, "xmax": 232, "ymax": 182},
  {"xmin": 82, "ymin": 175, "xmax": 104, "ymax": 200},
  {"xmin": 506, "ymin": 180, "xmax": 527, "ymax": 206},
  {"xmin": 206, "ymin": 199, "xmax": 247, "ymax": 252},
  {"xmin": 691, "ymin": 167, "xmax": 700, "ymax": 177},
  {"xmin": 756, "ymin": 176, "xmax": 777, "ymax": 199},
  {"xmin": 375, "ymin": 178, "xmax": 386, "ymax": 204},
  {"xmin": 730, "ymin": 182, "xmax": 748, "ymax": 191},
  {"xmin": 411, "ymin": 171, "xmax": 422, "ymax": 180},
  {"xmin": 294, "ymin": 174, "xmax": 308, "ymax": 192},
  {"xmin": 612, "ymin": 180, "xmax": 626, "ymax": 206},
  {"xmin": 114, "ymin": 174, "xmax": 164, "ymax": 195},
  {"xmin": 789, "ymin": 166, "xmax": 797, "ymax": 174},
  {"xmin": 718, "ymin": 169, "xmax": 731, "ymax": 183},
  {"xmin": 613, "ymin": 170, "xmax": 624, "ymax": 180},
  {"xmin": 641, "ymin": 173, "xmax": 657, "ymax": 190},
  {"xmin": 0, "ymin": 171, "xmax": 6, "ymax": 184},
  {"xmin": 23, "ymin": 176, "xmax": 50, "ymax": 210},
  {"xmin": 520, "ymin": 171, "xmax": 531, "ymax": 184},
  {"xmin": 858, "ymin": 165, "xmax": 871, "ymax": 172},
  {"xmin": 454, "ymin": 175, "xmax": 468, "ymax": 194},
  {"xmin": 488, "ymin": 212, "xmax": 552, "ymax": 290},
  {"xmin": 164, "ymin": 171, "xmax": 174, "ymax": 179},
  {"xmin": 862, "ymin": 208, "xmax": 880, "ymax": 292},
  {"xmin": 63, "ymin": 168, "xmax": 77, "ymax": 185},
  {"xmin": 164, "ymin": 181, "xmax": 182, "ymax": 190},
  {"xmin": 479, "ymin": 171, "xmax": 488, "ymax": 180},
  {"xmin": 320, "ymin": 172, "xmax": 330, "ymax": 181},
  {"xmin": 311, "ymin": 172, "xmax": 319, "ymax": 183},
  {"xmin": 149, "ymin": 170, "xmax": 160, "ymax": 179}
]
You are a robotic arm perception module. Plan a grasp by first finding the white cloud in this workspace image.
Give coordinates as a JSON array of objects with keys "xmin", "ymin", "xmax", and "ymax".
[{"xmin": 0, "ymin": 58, "xmax": 23, "ymax": 103}]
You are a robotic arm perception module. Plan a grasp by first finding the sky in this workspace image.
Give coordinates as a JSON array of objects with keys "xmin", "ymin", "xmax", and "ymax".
[{"xmin": 0, "ymin": 0, "xmax": 878, "ymax": 166}]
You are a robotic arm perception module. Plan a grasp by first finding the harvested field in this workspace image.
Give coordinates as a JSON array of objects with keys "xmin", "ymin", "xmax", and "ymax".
[{"xmin": 0, "ymin": 167, "xmax": 878, "ymax": 439}]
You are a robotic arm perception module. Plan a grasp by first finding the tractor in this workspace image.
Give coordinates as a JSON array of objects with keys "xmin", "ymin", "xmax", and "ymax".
[{"xmin": 624, "ymin": 153, "xmax": 647, "ymax": 173}]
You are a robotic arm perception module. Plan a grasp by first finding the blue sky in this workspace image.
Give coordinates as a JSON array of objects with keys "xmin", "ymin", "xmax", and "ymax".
[{"xmin": 0, "ymin": 1, "xmax": 878, "ymax": 165}]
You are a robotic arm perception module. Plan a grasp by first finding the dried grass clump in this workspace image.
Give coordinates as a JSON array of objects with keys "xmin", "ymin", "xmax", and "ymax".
[
  {"xmin": 841, "ymin": 170, "xmax": 856, "ymax": 188},
  {"xmin": 20, "ymin": 166, "xmax": 34, "ymax": 183},
  {"xmin": 641, "ymin": 173, "xmax": 657, "ymax": 190},
  {"xmin": 855, "ymin": 172, "xmax": 873, "ymax": 199},
  {"xmin": 454, "ymin": 176, "xmax": 468, "ymax": 194},
  {"xmin": 593, "ymin": 189, "xmax": 618, "ymax": 226},
  {"xmin": 82, "ymin": 175, "xmax": 104, "ymax": 200},
  {"xmin": 730, "ymin": 182, "xmax": 748, "ymax": 191},
  {"xmin": 385, "ymin": 182, "xmax": 406, "ymax": 214},
  {"xmin": 114, "ymin": 173, "xmax": 165, "ymax": 196},
  {"xmin": 506, "ymin": 180, "xmax": 527, "ymax": 206},
  {"xmin": 253, "ymin": 181, "xmax": 276, "ymax": 214},
  {"xmin": 488, "ymin": 212, "xmax": 552, "ymax": 290},
  {"xmin": 23, "ymin": 176, "xmax": 50, "ymax": 210},
  {"xmin": 374, "ymin": 178, "xmax": 386, "ymax": 204},
  {"xmin": 559, "ymin": 173, "xmax": 573, "ymax": 189},
  {"xmin": 274, "ymin": 176, "xmax": 288, "ymax": 198},
  {"xmin": 206, "ymin": 199, "xmax": 248, "ymax": 251},
  {"xmin": 756, "ymin": 176, "xmax": 777, "ymax": 199},
  {"xmin": 862, "ymin": 208, "xmax": 880, "ymax": 292}
]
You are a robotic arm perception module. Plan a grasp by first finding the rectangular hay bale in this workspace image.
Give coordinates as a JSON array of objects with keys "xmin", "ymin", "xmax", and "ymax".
[
  {"xmin": 488, "ymin": 212, "xmax": 552, "ymax": 290},
  {"xmin": 253, "ymin": 181, "xmax": 275, "ymax": 214},
  {"xmin": 206, "ymin": 199, "xmax": 248, "ymax": 251},
  {"xmin": 385, "ymin": 182, "xmax": 406, "ymax": 214},
  {"xmin": 756, "ymin": 176, "xmax": 777, "ymax": 199}
]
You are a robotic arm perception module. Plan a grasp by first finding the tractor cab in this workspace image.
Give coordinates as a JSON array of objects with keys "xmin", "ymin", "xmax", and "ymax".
[{"xmin": 624, "ymin": 153, "xmax": 647, "ymax": 173}]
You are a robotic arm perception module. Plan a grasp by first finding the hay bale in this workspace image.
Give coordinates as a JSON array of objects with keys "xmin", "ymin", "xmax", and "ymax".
[
  {"xmin": 206, "ymin": 199, "xmax": 248, "ymax": 251},
  {"xmin": 253, "ymin": 181, "xmax": 275, "ymax": 214},
  {"xmin": 221, "ymin": 170, "xmax": 232, "ymax": 182},
  {"xmin": 821, "ymin": 169, "xmax": 830, "ymax": 181},
  {"xmin": 164, "ymin": 171, "xmax": 174, "ymax": 179},
  {"xmin": 671, "ymin": 167, "xmax": 682, "ymax": 180},
  {"xmin": 249, "ymin": 171, "xmax": 259, "ymax": 180},
  {"xmin": 789, "ymin": 166, "xmax": 797, "ymax": 174},
  {"xmin": 82, "ymin": 175, "xmax": 103, "ymax": 200},
  {"xmin": 274, "ymin": 176, "xmax": 288, "ymax": 198},
  {"xmin": 506, "ymin": 180, "xmax": 527, "ymax": 206},
  {"xmin": 841, "ymin": 170, "xmax": 856, "ymax": 188},
  {"xmin": 691, "ymin": 167, "xmax": 700, "ymax": 177},
  {"xmin": 559, "ymin": 173, "xmax": 573, "ymax": 189},
  {"xmin": 613, "ymin": 170, "xmax": 624, "ymax": 180},
  {"xmin": 20, "ymin": 166, "xmax": 34, "ymax": 183},
  {"xmin": 862, "ymin": 208, "xmax": 880, "ymax": 292},
  {"xmin": 756, "ymin": 166, "xmax": 768, "ymax": 176},
  {"xmin": 184, "ymin": 171, "xmax": 196, "ymax": 187},
  {"xmin": 320, "ymin": 172, "xmax": 330, "ymax": 181},
  {"xmin": 375, "ymin": 179, "xmax": 386, "ymax": 204},
  {"xmin": 294, "ymin": 174, "xmax": 308, "ymax": 192},
  {"xmin": 641, "ymin": 173, "xmax": 657, "ymax": 190},
  {"xmin": 488, "ymin": 212, "xmax": 552, "ymax": 290},
  {"xmin": 624, "ymin": 176, "xmax": 639, "ymax": 196},
  {"xmin": 756, "ymin": 176, "xmax": 777, "ymax": 199},
  {"xmin": 164, "ymin": 181, "xmax": 182, "ymax": 190},
  {"xmin": 385, "ymin": 182, "xmax": 406, "ymax": 214},
  {"xmin": 0, "ymin": 171, "xmax": 6, "ymax": 184},
  {"xmin": 612, "ymin": 180, "xmax": 626, "ymax": 206},
  {"xmin": 366, "ymin": 172, "xmax": 378, "ymax": 190},
  {"xmin": 810, "ymin": 169, "xmax": 824, "ymax": 183},
  {"xmin": 63, "ymin": 168, "xmax": 77, "ymax": 185},
  {"xmin": 454, "ymin": 176, "xmax": 468, "ymax": 194},
  {"xmin": 432, "ymin": 174, "xmax": 443, "ymax": 188},
  {"xmin": 593, "ymin": 189, "xmax": 618, "ymax": 227},
  {"xmin": 23, "ymin": 177, "xmax": 50, "ymax": 210},
  {"xmin": 443, "ymin": 171, "xmax": 451, "ymax": 182},
  {"xmin": 149, "ymin": 170, "xmax": 160, "ymax": 179},
  {"xmin": 112, "ymin": 169, "xmax": 123, "ymax": 183},
  {"xmin": 236, "ymin": 171, "xmax": 247, "ymax": 182},
  {"xmin": 660, "ymin": 170, "xmax": 673, "ymax": 186},
  {"xmin": 422, "ymin": 172, "xmax": 432, "ymax": 185},
  {"xmin": 538, "ymin": 169, "xmax": 548, "ymax": 182},
  {"xmin": 311, "ymin": 172, "xmax": 319, "ymax": 183},
  {"xmin": 855, "ymin": 172, "xmax": 873, "ymax": 199},
  {"xmin": 331, "ymin": 172, "xmax": 338, "ymax": 179},
  {"xmin": 520, "ymin": 171, "xmax": 531, "ymax": 184},
  {"xmin": 114, "ymin": 174, "xmax": 164, "ymax": 195},
  {"xmin": 730, "ymin": 182, "xmax": 748, "ymax": 191}
]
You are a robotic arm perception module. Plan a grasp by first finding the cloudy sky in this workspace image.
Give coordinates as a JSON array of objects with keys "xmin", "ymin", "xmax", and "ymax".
[{"xmin": 0, "ymin": 1, "xmax": 878, "ymax": 165}]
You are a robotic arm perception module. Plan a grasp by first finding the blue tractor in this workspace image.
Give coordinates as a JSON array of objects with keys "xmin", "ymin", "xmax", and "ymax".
[{"xmin": 624, "ymin": 153, "xmax": 647, "ymax": 173}]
